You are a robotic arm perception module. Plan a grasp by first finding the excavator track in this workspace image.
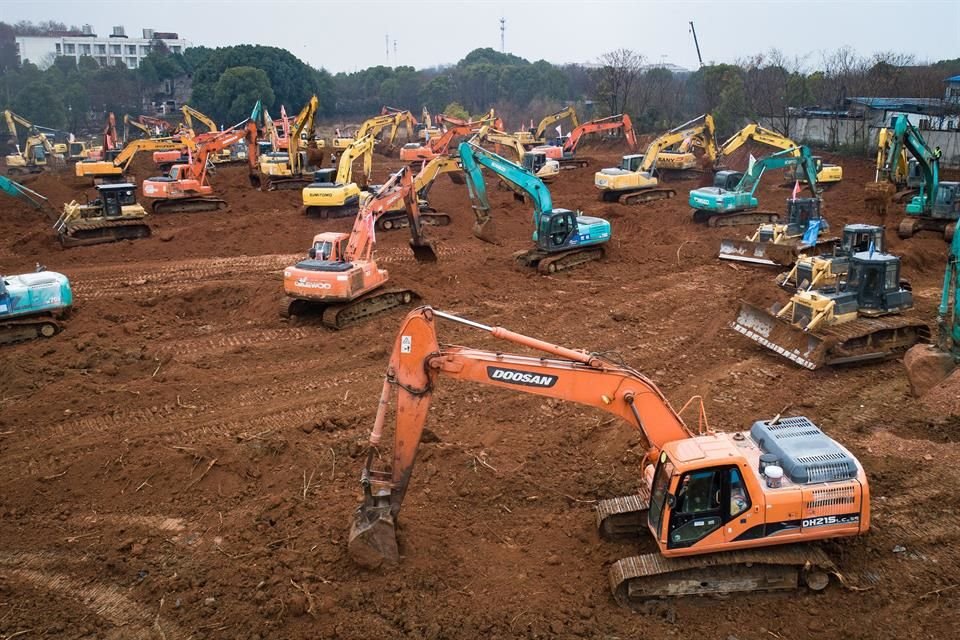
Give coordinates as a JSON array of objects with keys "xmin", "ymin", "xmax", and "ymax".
[
  {"xmin": 263, "ymin": 176, "xmax": 314, "ymax": 191},
  {"xmin": 321, "ymin": 288, "xmax": 420, "ymax": 330},
  {"xmin": 376, "ymin": 212, "xmax": 451, "ymax": 231},
  {"xmin": 732, "ymin": 300, "xmax": 931, "ymax": 369},
  {"xmin": 610, "ymin": 544, "xmax": 835, "ymax": 606},
  {"xmin": 558, "ymin": 158, "xmax": 591, "ymax": 170},
  {"xmin": 304, "ymin": 204, "xmax": 360, "ymax": 219},
  {"xmin": 58, "ymin": 219, "xmax": 151, "ymax": 248},
  {"xmin": 898, "ymin": 216, "xmax": 954, "ymax": 241},
  {"xmin": 151, "ymin": 198, "xmax": 228, "ymax": 214},
  {"xmin": 0, "ymin": 315, "xmax": 62, "ymax": 345},
  {"xmin": 515, "ymin": 247, "xmax": 605, "ymax": 274},
  {"xmin": 595, "ymin": 485, "xmax": 651, "ymax": 541},
  {"xmin": 692, "ymin": 209, "xmax": 781, "ymax": 228},
  {"xmin": 617, "ymin": 188, "xmax": 677, "ymax": 206}
]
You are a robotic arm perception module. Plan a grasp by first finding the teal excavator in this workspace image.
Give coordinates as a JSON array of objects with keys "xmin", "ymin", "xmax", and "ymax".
[
  {"xmin": 879, "ymin": 115, "xmax": 960, "ymax": 241},
  {"xmin": 458, "ymin": 141, "xmax": 610, "ymax": 273}
]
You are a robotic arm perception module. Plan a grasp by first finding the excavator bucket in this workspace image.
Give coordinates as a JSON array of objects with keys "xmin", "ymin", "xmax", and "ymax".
[
  {"xmin": 409, "ymin": 238, "xmax": 438, "ymax": 262},
  {"xmin": 864, "ymin": 182, "xmax": 895, "ymax": 215},
  {"xmin": 472, "ymin": 216, "xmax": 499, "ymax": 245},
  {"xmin": 248, "ymin": 171, "xmax": 262, "ymax": 189},
  {"xmin": 730, "ymin": 300, "xmax": 827, "ymax": 369},
  {"xmin": 347, "ymin": 503, "xmax": 400, "ymax": 569},
  {"xmin": 718, "ymin": 238, "xmax": 799, "ymax": 267}
]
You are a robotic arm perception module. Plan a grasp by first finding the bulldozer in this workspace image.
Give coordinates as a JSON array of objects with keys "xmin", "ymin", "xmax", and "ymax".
[
  {"xmin": 56, "ymin": 183, "xmax": 151, "ymax": 247},
  {"xmin": 347, "ymin": 305, "xmax": 869, "ymax": 604},
  {"xmin": 719, "ymin": 197, "xmax": 837, "ymax": 267},
  {"xmin": 732, "ymin": 249, "xmax": 929, "ymax": 369},
  {"xmin": 777, "ymin": 224, "xmax": 885, "ymax": 291}
]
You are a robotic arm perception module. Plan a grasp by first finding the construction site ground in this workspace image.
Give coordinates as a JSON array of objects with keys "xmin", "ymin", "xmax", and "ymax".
[{"xmin": 0, "ymin": 146, "xmax": 958, "ymax": 639}]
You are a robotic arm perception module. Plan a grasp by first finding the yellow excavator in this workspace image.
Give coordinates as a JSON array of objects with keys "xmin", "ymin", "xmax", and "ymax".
[
  {"xmin": 472, "ymin": 125, "xmax": 560, "ymax": 182},
  {"xmin": 74, "ymin": 136, "xmax": 185, "ymax": 183},
  {"xmin": 302, "ymin": 134, "xmax": 376, "ymax": 218},
  {"xmin": 333, "ymin": 112, "xmax": 416, "ymax": 154},
  {"xmin": 864, "ymin": 126, "xmax": 924, "ymax": 214},
  {"xmin": 257, "ymin": 95, "xmax": 321, "ymax": 190},
  {"xmin": 514, "ymin": 106, "xmax": 580, "ymax": 147},
  {"xmin": 718, "ymin": 123, "xmax": 843, "ymax": 185},
  {"xmin": 417, "ymin": 106, "xmax": 441, "ymax": 141},
  {"xmin": 3, "ymin": 110, "xmax": 62, "ymax": 176},
  {"xmin": 594, "ymin": 114, "xmax": 716, "ymax": 205},
  {"xmin": 651, "ymin": 114, "xmax": 719, "ymax": 175},
  {"xmin": 374, "ymin": 154, "xmax": 460, "ymax": 231}
]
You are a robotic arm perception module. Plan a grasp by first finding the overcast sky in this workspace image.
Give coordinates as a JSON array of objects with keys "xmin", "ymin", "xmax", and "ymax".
[{"xmin": 6, "ymin": 0, "xmax": 959, "ymax": 73}]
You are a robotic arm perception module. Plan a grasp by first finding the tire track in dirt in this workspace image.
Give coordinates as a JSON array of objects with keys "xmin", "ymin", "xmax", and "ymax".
[{"xmin": 0, "ymin": 551, "xmax": 184, "ymax": 638}]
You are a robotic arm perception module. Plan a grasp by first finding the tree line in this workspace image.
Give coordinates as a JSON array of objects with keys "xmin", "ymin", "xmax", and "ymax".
[{"xmin": 1, "ymin": 18, "xmax": 958, "ymax": 141}]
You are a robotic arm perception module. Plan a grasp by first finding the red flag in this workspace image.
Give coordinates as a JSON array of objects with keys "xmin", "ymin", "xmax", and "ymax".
[{"xmin": 791, "ymin": 180, "xmax": 800, "ymax": 200}]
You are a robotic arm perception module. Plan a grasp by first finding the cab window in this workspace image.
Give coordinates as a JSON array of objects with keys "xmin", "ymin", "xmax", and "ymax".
[
  {"xmin": 728, "ymin": 467, "xmax": 750, "ymax": 518},
  {"xmin": 313, "ymin": 241, "xmax": 333, "ymax": 261},
  {"xmin": 676, "ymin": 469, "xmax": 721, "ymax": 514}
]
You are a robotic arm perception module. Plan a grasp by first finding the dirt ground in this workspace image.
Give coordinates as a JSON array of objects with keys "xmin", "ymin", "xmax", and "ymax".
[{"xmin": 0, "ymin": 143, "xmax": 958, "ymax": 640}]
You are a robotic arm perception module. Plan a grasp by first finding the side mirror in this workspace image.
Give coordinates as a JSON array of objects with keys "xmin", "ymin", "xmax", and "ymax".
[
  {"xmin": 666, "ymin": 494, "xmax": 676, "ymax": 508},
  {"xmin": 308, "ymin": 248, "xmax": 316, "ymax": 259}
]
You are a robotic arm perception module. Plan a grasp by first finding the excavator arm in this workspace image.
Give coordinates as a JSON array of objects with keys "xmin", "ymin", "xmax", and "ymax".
[
  {"xmin": 348, "ymin": 305, "xmax": 692, "ymax": 567},
  {"xmin": 736, "ymin": 146, "xmax": 820, "ymax": 197},
  {"xmin": 334, "ymin": 134, "xmax": 375, "ymax": 185},
  {"xmin": 535, "ymin": 106, "xmax": 580, "ymax": 139},
  {"xmin": 181, "ymin": 105, "xmax": 218, "ymax": 134},
  {"xmin": 718, "ymin": 123, "xmax": 800, "ymax": 162},
  {"xmin": 113, "ymin": 137, "xmax": 184, "ymax": 171},
  {"xmin": 288, "ymin": 95, "xmax": 319, "ymax": 175},
  {"xmin": 891, "ymin": 115, "xmax": 939, "ymax": 204},
  {"xmin": 472, "ymin": 126, "xmax": 527, "ymax": 161},
  {"xmin": 639, "ymin": 114, "xmax": 715, "ymax": 173},
  {"xmin": 564, "ymin": 114, "xmax": 637, "ymax": 153},
  {"xmin": 459, "ymin": 141, "xmax": 553, "ymax": 243}
]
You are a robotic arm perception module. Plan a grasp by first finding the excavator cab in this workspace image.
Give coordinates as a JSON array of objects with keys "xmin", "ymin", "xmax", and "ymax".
[
  {"xmin": 523, "ymin": 151, "xmax": 548, "ymax": 174},
  {"xmin": 538, "ymin": 210, "xmax": 580, "ymax": 251},
  {"xmin": 621, "ymin": 154, "xmax": 644, "ymax": 172},
  {"xmin": 308, "ymin": 233, "xmax": 349, "ymax": 263},
  {"xmin": 713, "ymin": 170, "xmax": 743, "ymax": 191}
]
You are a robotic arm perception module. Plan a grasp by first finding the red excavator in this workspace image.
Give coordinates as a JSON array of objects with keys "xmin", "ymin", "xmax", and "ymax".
[
  {"xmin": 399, "ymin": 120, "xmax": 485, "ymax": 164},
  {"xmin": 531, "ymin": 114, "xmax": 637, "ymax": 169},
  {"xmin": 280, "ymin": 165, "xmax": 438, "ymax": 329},
  {"xmin": 140, "ymin": 118, "xmax": 259, "ymax": 214},
  {"xmin": 348, "ymin": 306, "xmax": 870, "ymax": 605}
]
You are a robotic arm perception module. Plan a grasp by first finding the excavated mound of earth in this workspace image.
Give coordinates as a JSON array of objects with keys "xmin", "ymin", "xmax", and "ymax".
[{"xmin": 0, "ymin": 146, "xmax": 959, "ymax": 639}]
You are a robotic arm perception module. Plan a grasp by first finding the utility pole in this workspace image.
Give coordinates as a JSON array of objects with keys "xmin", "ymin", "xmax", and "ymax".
[
  {"xmin": 385, "ymin": 34, "xmax": 389, "ymax": 64},
  {"xmin": 689, "ymin": 21, "xmax": 704, "ymax": 68},
  {"xmin": 393, "ymin": 39, "xmax": 397, "ymax": 65},
  {"xmin": 500, "ymin": 17, "xmax": 505, "ymax": 53}
]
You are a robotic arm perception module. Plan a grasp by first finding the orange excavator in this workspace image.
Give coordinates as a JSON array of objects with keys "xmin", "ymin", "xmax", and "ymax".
[
  {"xmin": 399, "ymin": 120, "xmax": 485, "ymax": 164},
  {"xmin": 140, "ymin": 113, "xmax": 260, "ymax": 214},
  {"xmin": 348, "ymin": 306, "xmax": 870, "ymax": 604},
  {"xmin": 530, "ymin": 114, "xmax": 637, "ymax": 170},
  {"xmin": 281, "ymin": 166, "xmax": 438, "ymax": 329}
]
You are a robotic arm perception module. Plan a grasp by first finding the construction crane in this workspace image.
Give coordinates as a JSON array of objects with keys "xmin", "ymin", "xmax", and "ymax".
[
  {"xmin": 257, "ymin": 95, "xmax": 321, "ymax": 190},
  {"xmin": 459, "ymin": 141, "xmax": 610, "ymax": 272},
  {"xmin": 141, "ymin": 114, "xmax": 260, "ymax": 214},
  {"xmin": 531, "ymin": 114, "xmax": 637, "ymax": 170},
  {"xmin": 0, "ymin": 268, "xmax": 73, "ymax": 345},
  {"xmin": 594, "ymin": 114, "xmax": 713, "ymax": 205},
  {"xmin": 280, "ymin": 166, "xmax": 438, "ymax": 329},
  {"xmin": 55, "ymin": 183, "xmax": 150, "ymax": 247},
  {"xmin": 514, "ymin": 106, "xmax": 580, "ymax": 147},
  {"xmin": 689, "ymin": 146, "xmax": 821, "ymax": 227},
  {"xmin": 302, "ymin": 134, "xmax": 376, "ymax": 218},
  {"xmin": 375, "ymin": 155, "xmax": 460, "ymax": 231},
  {"xmin": 689, "ymin": 21, "xmax": 704, "ymax": 67},
  {"xmin": 347, "ymin": 305, "xmax": 869, "ymax": 603},
  {"xmin": 867, "ymin": 115, "xmax": 960, "ymax": 241},
  {"xmin": 3, "ymin": 110, "xmax": 60, "ymax": 176},
  {"xmin": 732, "ymin": 244, "xmax": 928, "ymax": 369},
  {"xmin": 718, "ymin": 123, "xmax": 842, "ymax": 185}
]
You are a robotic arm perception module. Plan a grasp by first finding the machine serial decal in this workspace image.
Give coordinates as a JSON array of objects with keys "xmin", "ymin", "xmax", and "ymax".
[
  {"xmin": 802, "ymin": 514, "xmax": 860, "ymax": 528},
  {"xmin": 486, "ymin": 366, "xmax": 558, "ymax": 388}
]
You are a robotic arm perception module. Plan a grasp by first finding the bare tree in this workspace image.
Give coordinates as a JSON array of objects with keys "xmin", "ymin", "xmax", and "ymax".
[{"xmin": 593, "ymin": 49, "xmax": 644, "ymax": 115}]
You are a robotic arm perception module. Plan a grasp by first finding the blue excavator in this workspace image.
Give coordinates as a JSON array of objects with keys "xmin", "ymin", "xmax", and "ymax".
[
  {"xmin": 0, "ymin": 268, "xmax": 73, "ymax": 344},
  {"xmin": 0, "ymin": 174, "xmax": 48, "ymax": 209},
  {"xmin": 458, "ymin": 141, "xmax": 610, "ymax": 273}
]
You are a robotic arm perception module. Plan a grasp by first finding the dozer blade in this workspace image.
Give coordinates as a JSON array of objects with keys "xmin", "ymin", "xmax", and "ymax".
[
  {"xmin": 719, "ymin": 239, "xmax": 797, "ymax": 267},
  {"xmin": 347, "ymin": 504, "xmax": 399, "ymax": 569},
  {"xmin": 472, "ymin": 216, "xmax": 499, "ymax": 245},
  {"xmin": 730, "ymin": 300, "xmax": 826, "ymax": 370},
  {"xmin": 409, "ymin": 238, "xmax": 438, "ymax": 262}
]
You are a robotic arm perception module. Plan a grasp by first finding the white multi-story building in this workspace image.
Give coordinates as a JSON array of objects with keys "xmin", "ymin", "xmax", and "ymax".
[{"xmin": 15, "ymin": 25, "xmax": 190, "ymax": 70}]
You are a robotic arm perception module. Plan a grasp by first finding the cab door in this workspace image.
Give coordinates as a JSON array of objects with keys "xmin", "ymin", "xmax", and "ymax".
[
  {"xmin": 722, "ymin": 466, "xmax": 762, "ymax": 543},
  {"xmin": 666, "ymin": 468, "xmax": 723, "ymax": 550}
]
